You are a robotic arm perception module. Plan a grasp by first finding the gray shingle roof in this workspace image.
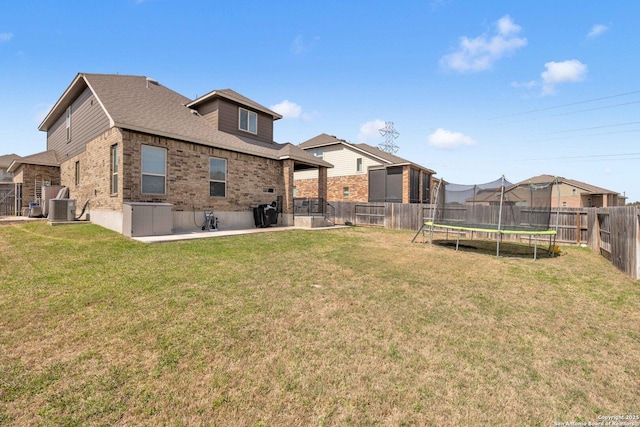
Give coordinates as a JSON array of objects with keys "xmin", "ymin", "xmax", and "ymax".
[
  {"xmin": 7, "ymin": 150, "xmax": 59, "ymax": 172},
  {"xmin": 0, "ymin": 154, "xmax": 21, "ymax": 169},
  {"xmin": 515, "ymin": 174, "xmax": 619, "ymax": 195},
  {"xmin": 298, "ymin": 133, "xmax": 435, "ymax": 173},
  {"xmin": 39, "ymin": 73, "xmax": 330, "ymax": 168}
]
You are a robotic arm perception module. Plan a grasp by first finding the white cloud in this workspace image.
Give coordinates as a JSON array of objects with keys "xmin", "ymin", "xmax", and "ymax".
[
  {"xmin": 270, "ymin": 100, "xmax": 302, "ymax": 119},
  {"xmin": 511, "ymin": 80, "xmax": 538, "ymax": 89},
  {"xmin": 439, "ymin": 15, "xmax": 527, "ymax": 72},
  {"xmin": 0, "ymin": 32, "xmax": 14, "ymax": 42},
  {"xmin": 587, "ymin": 24, "xmax": 608, "ymax": 38},
  {"xmin": 541, "ymin": 59, "xmax": 587, "ymax": 95},
  {"xmin": 427, "ymin": 128, "xmax": 476, "ymax": 149},
  {"xmin": 358, "ymin": 119, "xmax": 386, "ymax": 143},
  {"xmin": 291, "ymin": 35, "xmax": 320, "ymax": 55}
]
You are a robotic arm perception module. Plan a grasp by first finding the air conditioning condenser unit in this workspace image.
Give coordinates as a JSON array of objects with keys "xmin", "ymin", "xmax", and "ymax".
[{"xmin": 49, "ymin": 199, "xmax": 76, "ymax": 222}]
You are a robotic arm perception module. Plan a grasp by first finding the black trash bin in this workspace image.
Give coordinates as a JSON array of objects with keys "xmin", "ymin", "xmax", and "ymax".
[{"xmin": 253, "ymin": 201, "xmax": 278, "ymax": 228}]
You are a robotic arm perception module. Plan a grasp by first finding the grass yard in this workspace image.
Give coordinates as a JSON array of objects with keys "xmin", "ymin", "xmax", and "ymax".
[{"xmin": 1, "ymin": 223, "xmax": 639, "ymax": 426}]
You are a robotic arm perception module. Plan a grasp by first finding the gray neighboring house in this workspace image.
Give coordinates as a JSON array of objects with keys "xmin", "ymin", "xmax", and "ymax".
[{"xmin": 17, "ymin": 72, "xmax": 332, "ymax": 234}]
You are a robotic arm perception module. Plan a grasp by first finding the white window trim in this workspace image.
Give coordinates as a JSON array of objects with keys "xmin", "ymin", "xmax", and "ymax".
[
  {"xmin": 110, "ymin": 144, "xmax": 118, "ymax": 194},
  {"xmin": 356, "ymin": 157, "xmax": 363, "ymax": 173},
  {"xmin": 239, "ymin": 108, "xmax": 258, "ymax": 134},
  {"xmin": 209, "ymin": 157, "xmax": 227, "ymax": 198},
  {"xmin": 141, "ymin": 145, "xmax": 167, "ymax": 195},
  {"xmin": 65, "ymin": 106, "xmax": 71, "ymax": 142}
]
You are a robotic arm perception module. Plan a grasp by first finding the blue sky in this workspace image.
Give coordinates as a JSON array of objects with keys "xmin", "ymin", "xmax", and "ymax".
[{"xmin": 1, "ymin": 0, "xmax": 640, "ymax": 202}]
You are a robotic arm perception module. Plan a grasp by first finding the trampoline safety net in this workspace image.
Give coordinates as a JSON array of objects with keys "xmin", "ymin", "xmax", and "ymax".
[{"xmin": 432, "ymin": 176, "xmax": 556, "ymax": 233}]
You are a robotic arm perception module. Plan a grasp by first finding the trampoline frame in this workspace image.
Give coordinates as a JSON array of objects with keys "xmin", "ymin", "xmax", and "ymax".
[{"xmin": 412, "ymin": 176, "xmax": 560, "ymax": 260}]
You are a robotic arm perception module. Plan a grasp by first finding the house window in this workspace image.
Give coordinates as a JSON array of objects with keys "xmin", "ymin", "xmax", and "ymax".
[
  {"xmin": 74, "ymin": 161, "xmax": 80, "ymax": 186},
  {"xmin": 314, "ymin": 149, "xmax": 324, "ymax": 159},
  {"xmin": 562, "ymin": 201, "xmax": 567, "ymax": 207},
  {"xmin": 572, "ymin": 188, "xmax": 577, "ymax": 195},
  {"xmin": 209, "ymin": 157, "xmax": 227, "ymax": 198},
  {"xmin": 343, "ymin": 187, "xmax": 349, "ymax": 198},
  {"xmin": 141, "ymin": 145, "xmax": 166, "ymax": 195},
  {"xmin": 65, "ymin": 106, "xmax": 71, "ymax": 142},
  {"xmin": 239, "ymin": 108, "xmax": 257, "ymax": 134},
  {"xmin": 110, "ymin": 144, "xmax": 118, "ymax": 194},
  {"xmin": 356, "ymin": 157, "xmax": 363, "ymax": 172}
]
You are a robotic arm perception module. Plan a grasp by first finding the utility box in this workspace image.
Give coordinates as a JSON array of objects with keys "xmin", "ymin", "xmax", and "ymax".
[{"xmin": 123, "ymin": 202, "xmax": 173, "ymax": 237}]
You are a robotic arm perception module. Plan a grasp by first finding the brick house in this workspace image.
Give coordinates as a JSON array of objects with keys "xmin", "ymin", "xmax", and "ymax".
[
  {"xmin": 514, "ymin": 174, "xmax": 625, "ymax": 207},
  {"xmin": 6, "ymin": 151, "xmax": 61, "ymax": 216},
  {"xmin": 294, "ymin": 133, "xmax": 435, "ymax": 203},
  {"xmin": 18, "ymin": 73, "xmax": 331, "ymax": 234}
]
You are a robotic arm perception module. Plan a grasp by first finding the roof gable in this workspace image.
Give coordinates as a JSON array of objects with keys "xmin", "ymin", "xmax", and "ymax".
[{"xmin": 188, "ymin": 88, "xmax": 282, "ymax": 120}]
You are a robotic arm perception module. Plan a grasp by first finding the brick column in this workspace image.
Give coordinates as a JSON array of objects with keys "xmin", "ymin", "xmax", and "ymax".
[
  {"xmin": 282, "ymin": 159, "xmax": 294, "ymax": 215},
  {"xmin": 318, "ymin": 166, "xmax": 328, "ymax": 210},
  {"xmin": 402, "ymin": 166, "xmax": 410, "ymax": 204}
]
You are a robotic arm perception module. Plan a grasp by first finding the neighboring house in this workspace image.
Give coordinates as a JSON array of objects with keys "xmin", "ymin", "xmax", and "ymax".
[
  {"xmin": 7, "ymin": 151, "xmax": 61, "ymax": 215},
  {"xmin": 16, "ymin": 73, "xmax": 331, "ymax": 234},
  {"xmin": 514, "ymin": 174, "xmax": 625, "ymax": 208},
  {"xmin": 294, "ymin": 133, "xmax": 436, "ymax": 203},
  {"xmin": 0, "ymin": 154, "xmax": 21, "ymax": 184},
  {"xmin": 0, "ymin": 154, "xmax": 21, "ymax": 215}
]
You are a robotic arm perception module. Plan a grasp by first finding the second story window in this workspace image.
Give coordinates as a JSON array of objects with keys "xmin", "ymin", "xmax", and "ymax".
[
  {"xmin": 356, "ymin": 157, "xmax": 363, "ymax": 172},
  {"xmin": 65, "ymin": 106, "xmax": 72, "ymax": 142},
  {"xmin": 314, "ymin": 149, "xmax": 323, "ymax": 159},
  {"xmin": 239, "ymin": 108, "xmax": 257, "ymax": 134}
]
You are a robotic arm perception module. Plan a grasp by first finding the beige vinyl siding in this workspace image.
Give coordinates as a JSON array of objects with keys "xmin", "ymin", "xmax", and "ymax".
[
  {"xmin": 294, "ymin": 145, "xmax": 385, "ymax": 181},
  {"xmin": 216, "ymin": 100, "xmax": 274, "ymax": 143},
  {"xmin": 323, "ymin": 146, "xmax": 384, "ymax": 177},
  {"xmin": 47, "ymin": 87, "xmax": 110, "ymax": 159},
  {"xmin": 294, "ymin": 168, "xmax": 319, "ymax": 180}
]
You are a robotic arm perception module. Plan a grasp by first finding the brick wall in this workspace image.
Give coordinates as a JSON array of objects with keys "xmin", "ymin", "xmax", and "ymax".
[
  {"xmin": 295, "ymin": 173, "xmax": 368, "ymax": 202},
  {"xmin": 13, "ymin": 164, "xmax": 61, "ymax": 210},
  {"xmin": 327, "ymin": 174, "xmax": 368, "ymax": 201},
  {"xmin": 121, "ymin": 130, "xmax": 287, "ymax": 213},
  {"xmin": 294, "ymin": 178, "xmax": 318, "ymax": 198},
  {"xmin": 57, "ymin": 128, "xmax": 302, "ymax": 220},
  {"xmin": 61, "ymin": 127, "xmax": 123, "ymax": 215}
]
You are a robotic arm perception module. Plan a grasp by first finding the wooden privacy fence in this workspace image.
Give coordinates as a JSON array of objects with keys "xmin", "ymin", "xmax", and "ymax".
[{"xmin": 331, "ymin": 201, "xmax": 640, "ymax": 280}]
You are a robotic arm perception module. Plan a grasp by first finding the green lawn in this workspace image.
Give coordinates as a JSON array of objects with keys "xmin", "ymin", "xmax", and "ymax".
[{"xmin": 1, "ymin": 223, "xmax": 638, "ymax": 426}]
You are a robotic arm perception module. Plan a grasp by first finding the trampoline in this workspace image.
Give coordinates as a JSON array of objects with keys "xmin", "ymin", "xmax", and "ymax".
[{"xmin": 413, "ymin": 176, "xmax": 559, "ymax": 259}]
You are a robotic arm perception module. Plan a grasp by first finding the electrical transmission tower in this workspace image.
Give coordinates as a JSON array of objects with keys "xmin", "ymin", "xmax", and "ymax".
[{"xmin": 378, "ymin": 121, "xmax": 399, "ymax": 153}]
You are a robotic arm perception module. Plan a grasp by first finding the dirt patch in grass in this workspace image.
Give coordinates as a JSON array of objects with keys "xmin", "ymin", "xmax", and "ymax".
[{"xmin": 1, "ymin": 223, "xmax": 639, "ymax": 425}]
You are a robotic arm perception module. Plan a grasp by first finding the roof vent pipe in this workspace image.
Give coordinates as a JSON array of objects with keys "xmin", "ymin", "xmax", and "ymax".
[{"xmin": 146, "ymin": 77, "xmax": 158, "ymax": 88}]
